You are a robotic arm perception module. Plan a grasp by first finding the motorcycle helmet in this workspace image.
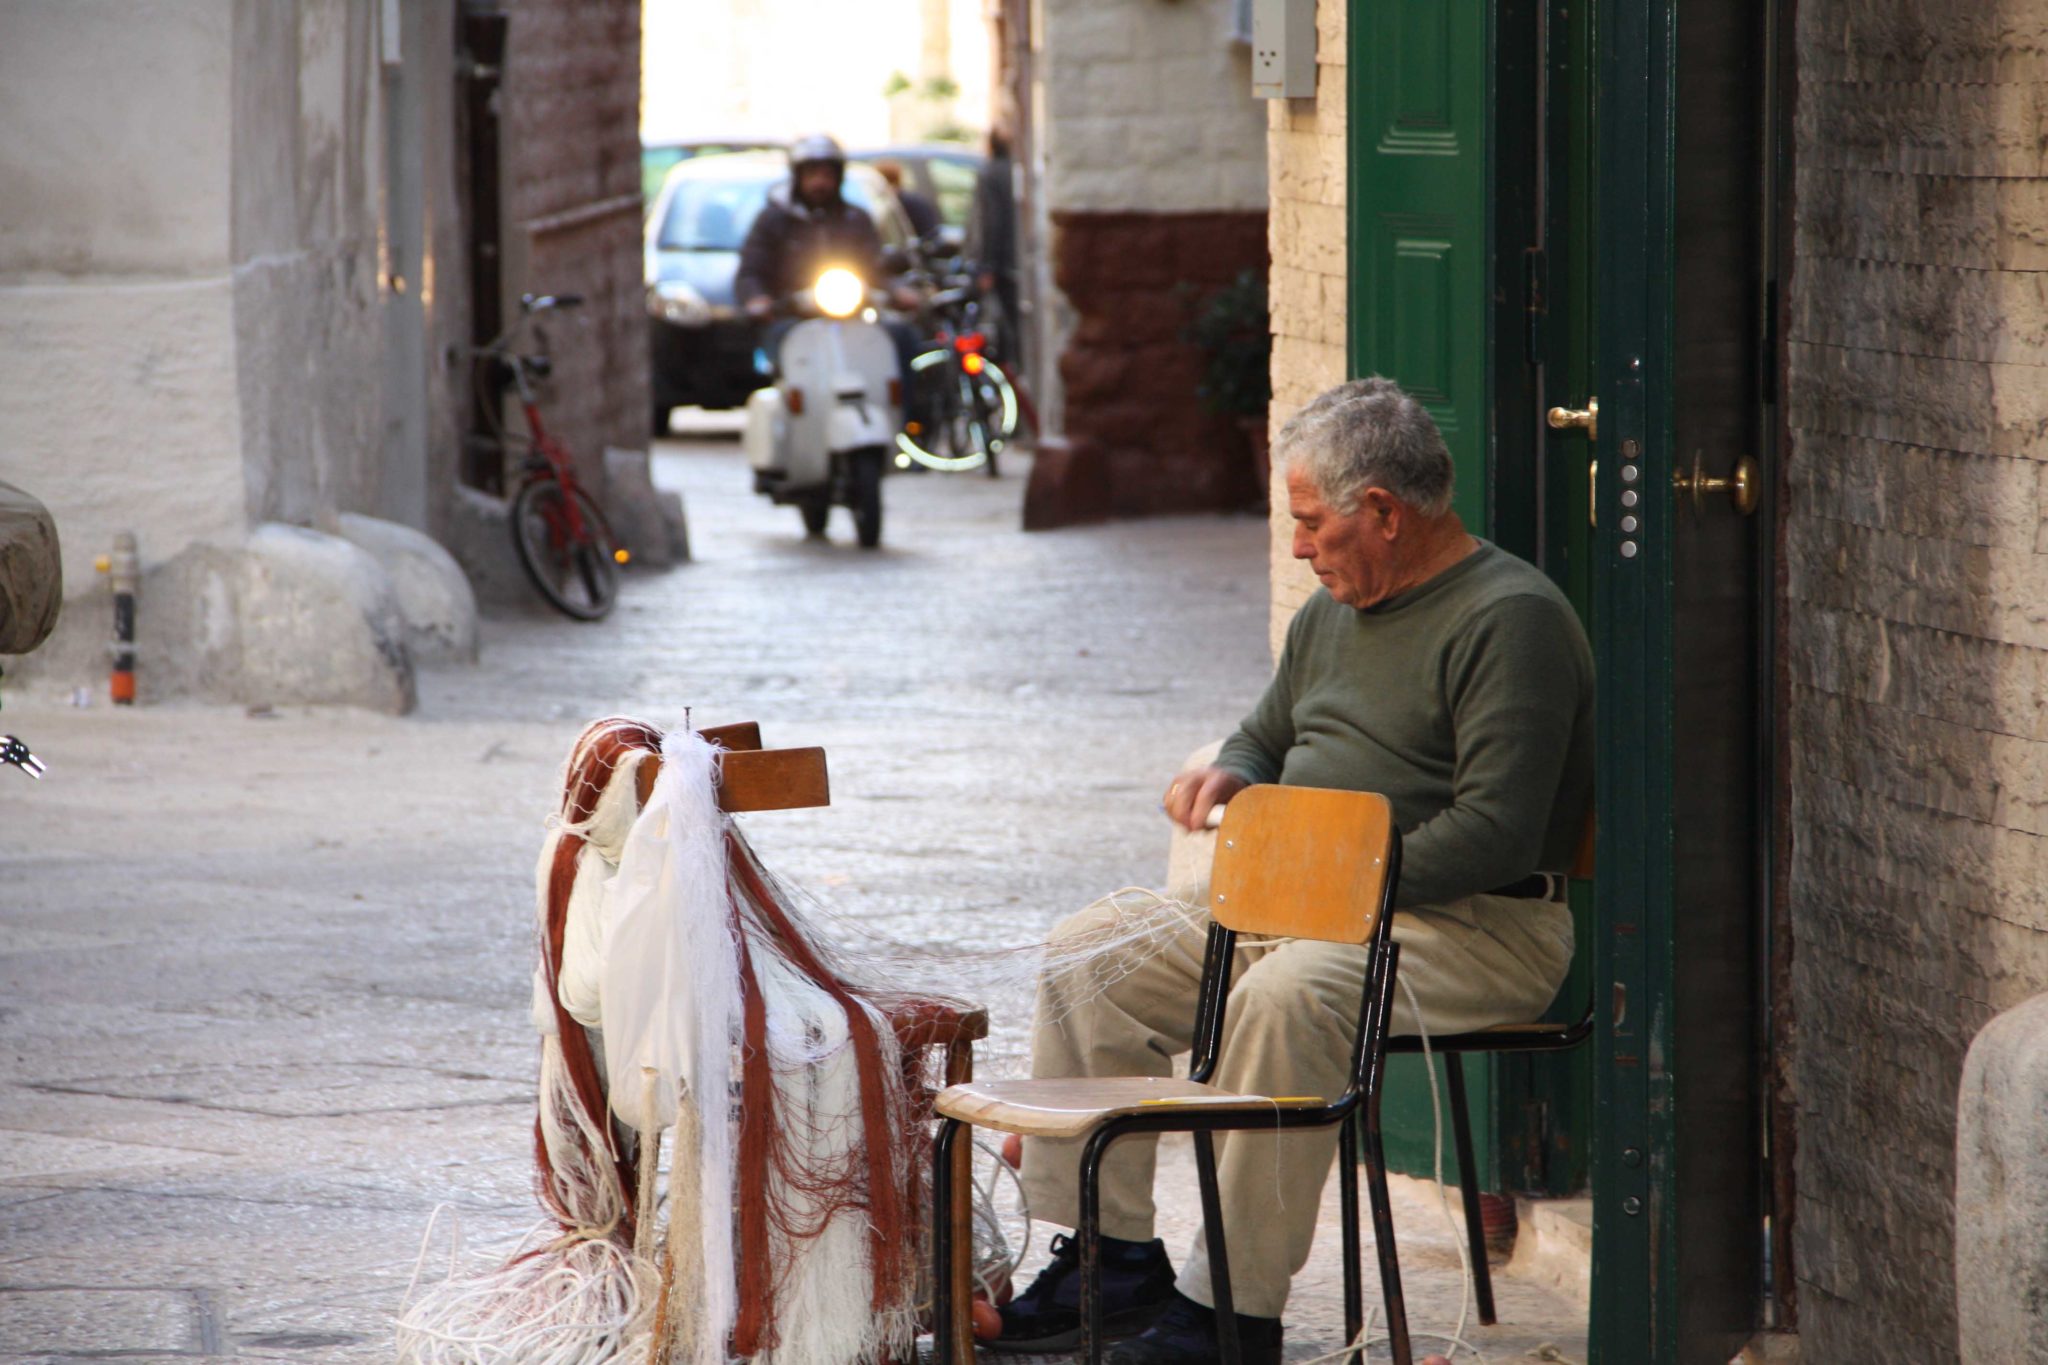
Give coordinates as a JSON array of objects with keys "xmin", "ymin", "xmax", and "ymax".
[
  {"xmin": 788, "ymin": 133, "xmax": 848, "ymax": 202},
  {"xmin": 788, "ymin": 133, "xmax": 847, "ymax": 173}
]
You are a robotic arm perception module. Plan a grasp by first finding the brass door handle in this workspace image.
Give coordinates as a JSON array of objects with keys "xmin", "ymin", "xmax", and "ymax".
[
  {"xmin": 1547, "ymin": 396, "xmax": 1597, "ymax": 441},
  {"xmin": 1672, "ymin": 452, "xmax": 1760, "ymax": 515}
]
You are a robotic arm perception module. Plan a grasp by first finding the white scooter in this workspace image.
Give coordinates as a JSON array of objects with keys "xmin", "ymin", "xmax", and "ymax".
[{"xmin": 745, "ymin": 267, "xmax": 901, "ymax": 548}]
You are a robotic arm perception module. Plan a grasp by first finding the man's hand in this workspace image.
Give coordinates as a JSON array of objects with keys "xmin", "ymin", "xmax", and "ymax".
[
  {"xmin": 744, "ymin": 294, "xmax": 774, "ymax": 321},
  {"xmin": 889, "ymin": 284, "xmax": 922, "ymax": 313},
  {"xmin": 1163, "ymin": 765, "xmax": 1249, "ymax": 832}
]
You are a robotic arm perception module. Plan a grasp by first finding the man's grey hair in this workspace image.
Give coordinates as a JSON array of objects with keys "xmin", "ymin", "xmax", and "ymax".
[{"xmin": 1273, "ymin": 377, "xmax": 1455, "ymax": 517}]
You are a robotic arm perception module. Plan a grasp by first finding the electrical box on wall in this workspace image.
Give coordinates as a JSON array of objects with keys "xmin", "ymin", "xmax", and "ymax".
[{"xmin": 1251, "ymin": 0, "xmax": 1316, "ymax": 99}]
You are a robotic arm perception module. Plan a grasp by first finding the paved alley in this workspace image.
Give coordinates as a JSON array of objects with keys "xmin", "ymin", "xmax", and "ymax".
[{"xmin": 0, "ymin": 430, "xmax": 1585, "ymax": 1363}]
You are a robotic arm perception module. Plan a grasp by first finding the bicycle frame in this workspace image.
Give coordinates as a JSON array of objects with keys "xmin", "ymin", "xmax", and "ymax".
[{"xmin": 476, "ymin": 299, "xmax": 601, "ymax": 545}]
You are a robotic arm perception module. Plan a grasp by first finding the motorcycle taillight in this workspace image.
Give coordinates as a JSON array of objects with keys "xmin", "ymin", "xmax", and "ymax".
[
  {"xmin": 888, "ymin": 378, "xmax": 903, "ymax": 406},
  {"xmin": 953, "ymin": 331, "xmax": 987, "ymax": 354}
]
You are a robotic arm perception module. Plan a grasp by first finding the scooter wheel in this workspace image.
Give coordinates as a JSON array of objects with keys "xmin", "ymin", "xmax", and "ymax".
[
  {"xmin": 849, "ymin": 448, "xmax": 884, "ymax": 549},
  {"xmin": 799, "ymin": 497, "xmax": 830, "ymax": 539}
]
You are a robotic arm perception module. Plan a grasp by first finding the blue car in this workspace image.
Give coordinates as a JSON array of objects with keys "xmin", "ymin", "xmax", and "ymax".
[{"xmin": 645, "ymin": 152, "xmax": 915, "ymax": 432}]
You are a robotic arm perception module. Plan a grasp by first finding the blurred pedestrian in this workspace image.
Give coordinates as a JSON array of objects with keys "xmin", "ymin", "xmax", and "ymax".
[
  {"xmin": 873, "ymin": 158, "xmax": 942, "ymax": 244},
  {"xmin": 964, "ymin": 125, "xmax": 1020, "ymax": 373}
]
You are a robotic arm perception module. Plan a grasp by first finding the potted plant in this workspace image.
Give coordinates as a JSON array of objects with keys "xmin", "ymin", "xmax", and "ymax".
[{"xmin": 1181, "ymin": 269, "xmax": 1274, "ymax": 496}]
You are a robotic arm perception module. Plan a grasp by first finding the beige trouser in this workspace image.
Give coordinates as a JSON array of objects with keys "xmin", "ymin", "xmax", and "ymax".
[{"xmin": 1018, "ymin": 876, "xmax": 1574, "ymax": 1317}]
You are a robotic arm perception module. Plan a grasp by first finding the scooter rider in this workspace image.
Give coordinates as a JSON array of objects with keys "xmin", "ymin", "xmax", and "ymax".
[{"xmin": 737, "ymin": 134, "xmax": 923, "ymax": 380}]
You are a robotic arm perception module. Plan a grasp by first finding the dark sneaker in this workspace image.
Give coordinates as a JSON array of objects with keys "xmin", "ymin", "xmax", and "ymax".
[
  {"xmin": 988, "ymin": 1232, "xmax": 1177, "ymax": 1353},
  {"xmin": 1105, "ymin": 1291, "xmax": 1284, "ymax": 1365}
]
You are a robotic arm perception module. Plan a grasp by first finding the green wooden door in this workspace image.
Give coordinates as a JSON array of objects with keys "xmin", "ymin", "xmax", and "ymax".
[
  {"xmin": 1585, "ymin": 0, "xmax": 1776, "ymax": 1357},
  {"xmin": 1348, "ymin": 0, "xmax": 1489, "ymax": 534},
  {"xmin": 1346, "ymin": 1, "xmax": 1779, "ymax": 1358},
  {"xmin": 1346, "ymin": 0, "xmax": 1496, "ymax": 1183},
  {"xmin": 1347, "ymin": 0, "xmax": 1591, "ymax": 1196}
]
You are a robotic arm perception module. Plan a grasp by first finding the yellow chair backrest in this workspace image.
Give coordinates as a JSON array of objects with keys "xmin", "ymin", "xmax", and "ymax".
[{"xmin": 1208, "ymin": 785, "xmax": 1395, "ymax": 945}]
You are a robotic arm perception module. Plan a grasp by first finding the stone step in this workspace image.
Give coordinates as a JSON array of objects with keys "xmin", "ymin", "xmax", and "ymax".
[{"xmin": 1505, "ymin": 1196, "xmax": 1592, "ymax": 1312}]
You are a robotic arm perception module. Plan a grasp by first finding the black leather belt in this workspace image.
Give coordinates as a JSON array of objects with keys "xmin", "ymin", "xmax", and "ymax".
[{"xmin": 1487, "ymin": 872, "xmax": 1568, "ymax": 902}]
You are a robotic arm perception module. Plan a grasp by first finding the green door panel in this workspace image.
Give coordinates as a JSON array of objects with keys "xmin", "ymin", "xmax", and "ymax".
[
  {"xmin": 1349, "ymin": 0, "xmax": 1489, "ymax": 535},
  {"xmin": 1348, "ymin": 0, "xmax": 1592, "ymax": 1197},
  {"xmin": 1349, "ymin": 0, "xmax": 1495, "ymax": 1180}
]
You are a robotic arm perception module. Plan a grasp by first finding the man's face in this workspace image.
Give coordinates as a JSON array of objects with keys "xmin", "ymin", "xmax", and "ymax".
[
  {"xmin": 1286, "ymin": 465, "xmax": 1404, "ymax": 609},
  {"xmin": 796, "ymin": 163, "xmax": 839, "ymax": 207}
]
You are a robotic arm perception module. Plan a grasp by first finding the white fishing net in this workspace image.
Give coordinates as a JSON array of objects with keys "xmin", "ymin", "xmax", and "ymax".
[{"xmin": 398, "ymin": 720, "xmax": 1209, "ymax": 1365}]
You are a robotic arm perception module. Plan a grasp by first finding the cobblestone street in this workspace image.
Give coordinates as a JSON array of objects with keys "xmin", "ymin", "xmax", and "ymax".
[{"xmin": 0, "ymin": 430, "xmax": 1584, "ymax": 1362}]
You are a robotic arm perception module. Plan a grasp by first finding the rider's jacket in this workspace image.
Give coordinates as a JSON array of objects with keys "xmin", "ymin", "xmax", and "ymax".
[{"xmin": 734, "ymin": 184, "xmax": 886, "ymax": 305}]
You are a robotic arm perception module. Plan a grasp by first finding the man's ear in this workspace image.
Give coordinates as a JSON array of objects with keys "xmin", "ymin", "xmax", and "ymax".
[{"xmin": 1360, "ymin": 487, "xmax": 1403, "ymax": 540}]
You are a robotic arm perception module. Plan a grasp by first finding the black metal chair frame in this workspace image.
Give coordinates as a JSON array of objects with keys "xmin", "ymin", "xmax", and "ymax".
[
  {"xmin": 1381, "ymin": 986, "xmax": 1595, "ymax": 1325},
  {"xmin": 931, "ymin": 826, "xmax": 1417, "ymax": 1365}
]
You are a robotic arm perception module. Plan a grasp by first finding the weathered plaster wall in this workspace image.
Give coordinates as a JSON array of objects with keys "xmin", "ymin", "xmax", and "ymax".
[
  {"xmin": 0, "ymin": 0, "xmax": 477, "ymax": 706},
  {"xmin": 0, "ymin": 0, "xmax": 403, "ymax": 605},
  {"xmin": 1026, "ymin": 0, "xmax": 1269, "ymax": 526},
  {"xmin": 1261, "ymin": 0, "xmax": 1346, "ymax": 658},
  {"xmin": 0, "ymin": 3, "xmax": 247, "ymax": 599},
  {"xmin": 1788, "ymin": 3, "xmax": 2048, "ymax": 1355},
  {"xmin": 231, "ymin": 0, "xmax": 388, "ymax": 529}
]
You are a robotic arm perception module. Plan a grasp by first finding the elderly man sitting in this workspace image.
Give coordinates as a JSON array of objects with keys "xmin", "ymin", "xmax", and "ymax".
[{"xmin": 989, "ymin": 379, "xmax": 1595, "ymax": 1365}]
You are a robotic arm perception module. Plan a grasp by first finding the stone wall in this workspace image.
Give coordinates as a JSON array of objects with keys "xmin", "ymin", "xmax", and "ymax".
[
  {"xmin": 500, "ymin": 0, "xmax": 647, "ymax": 488},
  {"xmin": 0, "ymin": 2, "xmax": 250, "ymax": 602},
  {"xmin": 1261, "ymin": 0, "xmax": 1346, "ymax": 658},
  {"xmin": 1787, "ymin": 2, "xmax": 2048, "ymax": 1355},
  {"xmin": 230, "ymin": 0, "xmax": 388, "ymax": 529},
  {"xmin": 1025, "ymin": 0, "xmax": 1269, "ymax": 528}
]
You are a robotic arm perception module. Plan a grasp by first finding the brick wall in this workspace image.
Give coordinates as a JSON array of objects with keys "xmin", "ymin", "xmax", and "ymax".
[
  {"xmin": 1788, "ymin": 2, "xmax": 2048, "ymax": 1355},
  {"xmin": 500, "ymin": 0, "xmax": 646, "ymax": 484},
  {"xmin": 1262, "ymin": 0, "xmax": 1345, "ymax": 658}
]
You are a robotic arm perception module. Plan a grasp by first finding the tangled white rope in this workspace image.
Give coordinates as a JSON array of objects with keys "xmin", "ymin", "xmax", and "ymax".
[{"xmin": 396, "ymin": 1208, "xmax": 651, "ymax": 1365}]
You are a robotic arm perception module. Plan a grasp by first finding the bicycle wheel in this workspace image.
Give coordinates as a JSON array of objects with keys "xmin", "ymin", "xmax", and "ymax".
[
  {"xmin": 511, "ymin": 479, "xmax": 620, "ymax": 620},
  {"xmin": 896, "ymin": 349, "xmax": 989, "ymax": 472},
  {"xmin": 980, "ymin": 360, "xmax": 1021, "ymax": 444},
  {"xmin": 965, "ymin": 368, "xmax": 1001, "ymax": 478}
]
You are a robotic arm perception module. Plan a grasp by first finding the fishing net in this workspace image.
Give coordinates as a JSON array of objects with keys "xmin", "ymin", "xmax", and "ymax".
[{"xmin": 398, "ymin": 717, "xmax": 1206, "ymax": 1365}]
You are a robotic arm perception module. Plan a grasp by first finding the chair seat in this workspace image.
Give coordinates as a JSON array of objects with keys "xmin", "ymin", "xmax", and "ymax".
[
  {"xmin": 1386, "ymin": 1009, "xmax": 1594, "ymax": 1054},
  {"xmin": 934, "ymin": 1076, "xmax": 1324, "ymax": 1139}
]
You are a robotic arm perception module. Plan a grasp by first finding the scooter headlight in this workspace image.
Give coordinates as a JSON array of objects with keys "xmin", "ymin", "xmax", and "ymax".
[{"xmin": 814, "ymin": 268, "xmax": 864, "ymax": 319}]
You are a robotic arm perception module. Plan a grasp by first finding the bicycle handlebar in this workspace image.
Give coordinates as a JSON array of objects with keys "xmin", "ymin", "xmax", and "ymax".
[{"xmin": 521, "ymin": 292, "xmax": 585, "ymax": 314}]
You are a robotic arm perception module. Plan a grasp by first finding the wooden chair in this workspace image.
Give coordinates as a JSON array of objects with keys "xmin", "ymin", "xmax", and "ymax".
[
  {"xmin": 930, "ymin": 785, "xmax": 1416, "ymax": 1365},
  {"xmin": 1381, "ymin": 811, "xmax": 1597, "ymax": 1326}
]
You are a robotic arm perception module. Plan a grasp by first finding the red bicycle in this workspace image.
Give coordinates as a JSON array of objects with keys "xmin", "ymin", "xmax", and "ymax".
[{"xmin": 474, "ymin": 292, "xmax": 626, "ymax": 620}]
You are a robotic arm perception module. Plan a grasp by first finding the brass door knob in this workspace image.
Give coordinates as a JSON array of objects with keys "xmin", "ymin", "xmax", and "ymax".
[
  {"xmin": 1672, "ymin": 452, "xmax": 1760, "ymax": 515},
  {"xmin": 1547, "ymin": 396, "xmax": 1598, "ymax": 441}
]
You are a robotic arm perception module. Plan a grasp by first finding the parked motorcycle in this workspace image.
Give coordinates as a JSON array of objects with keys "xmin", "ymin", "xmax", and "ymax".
[{"xmin": 744, "ymin": 267, "xmax": 901, "ymax": 548}]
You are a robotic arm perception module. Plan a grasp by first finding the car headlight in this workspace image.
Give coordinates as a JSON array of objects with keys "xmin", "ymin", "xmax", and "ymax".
[
  {"xmin": 814, "ymin": 267, "xmax": 864, "ymax": 319},
  {"xmin": 648, "ymin": 280, "xmax": 714, "ymax": 326}
]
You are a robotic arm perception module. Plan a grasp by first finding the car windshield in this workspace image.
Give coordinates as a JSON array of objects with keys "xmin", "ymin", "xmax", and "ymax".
[
  {"xmin": 658, "ymin": 176, "xmax": 772, "ymax": 251},
  {"xmin": 656, "ymin": 170, "xmax": 883, "ymax": 252}
]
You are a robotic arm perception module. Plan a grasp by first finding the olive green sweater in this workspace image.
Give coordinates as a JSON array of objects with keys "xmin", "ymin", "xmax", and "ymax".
[{"xmin": 1216, "ymin": 541, "xmax": 1594, "ymax": 908}]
